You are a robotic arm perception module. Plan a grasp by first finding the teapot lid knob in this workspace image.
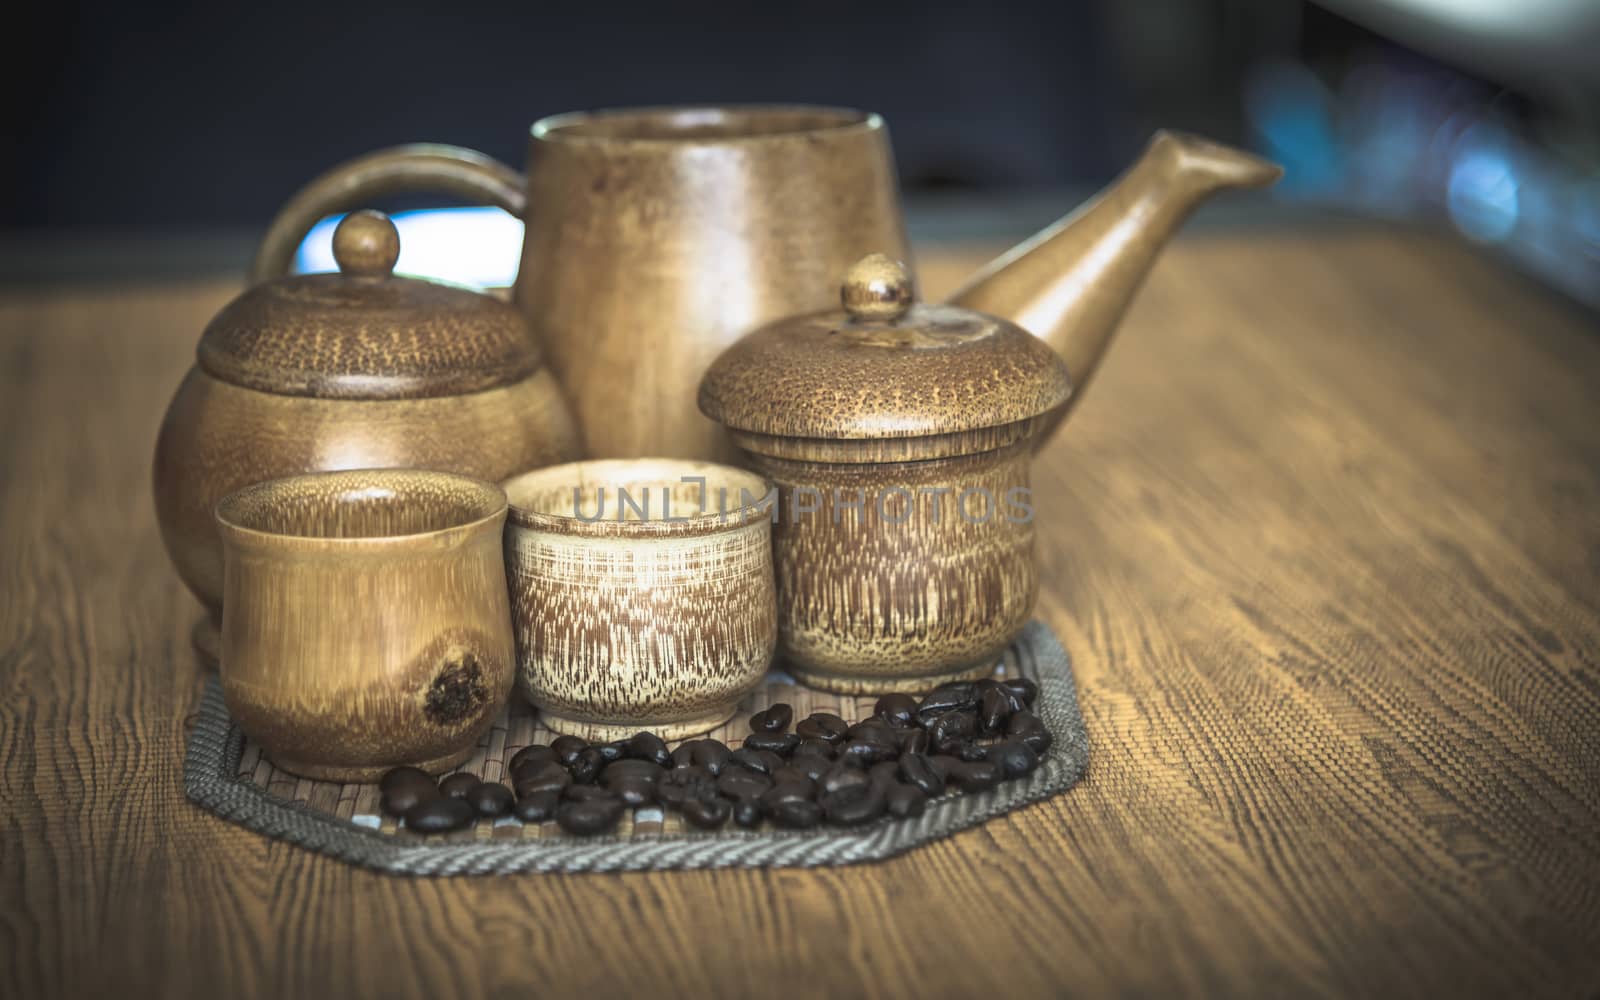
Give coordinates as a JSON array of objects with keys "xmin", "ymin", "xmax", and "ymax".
[
  {"xmin": 332, "ymin": 209, "xmax": 400, "ymax": 279},
  {"xmin": 842, "ymin": 253, "xmax": 914, "ymax": 321}
]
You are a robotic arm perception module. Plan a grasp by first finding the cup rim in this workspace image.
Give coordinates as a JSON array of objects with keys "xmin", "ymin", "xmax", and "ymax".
[
  {"xmin": 531, "ymin": 104, "xmax": 881, "ymax": 146},
  {"xmin": 214, "ymin": 468, "xmax": 508, "ymax": 547},
  {"xmin": 502, "ymin": 458, "xmax": 773, "ymax": 538}
]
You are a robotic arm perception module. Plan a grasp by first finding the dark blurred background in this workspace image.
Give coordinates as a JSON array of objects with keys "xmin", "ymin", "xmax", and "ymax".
[{"xmin": 4, "ymin": 0, "xmax": 1597, "ymax": 302}]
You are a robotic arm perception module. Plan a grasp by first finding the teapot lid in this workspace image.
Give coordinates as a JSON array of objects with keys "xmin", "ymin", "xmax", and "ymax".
[
  {"xmin": 698, "ymin": 254, "xmax": 1072, "ymax": 440},
  {"xmin": 197, "ymin": 210, "xmax": 541, "ymax": 400}
]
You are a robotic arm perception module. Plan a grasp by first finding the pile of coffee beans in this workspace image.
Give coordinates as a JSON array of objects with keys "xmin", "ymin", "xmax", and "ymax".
[{"xmin": 380, "ymin": 676, "xmax": 1050, "ymax": 837}]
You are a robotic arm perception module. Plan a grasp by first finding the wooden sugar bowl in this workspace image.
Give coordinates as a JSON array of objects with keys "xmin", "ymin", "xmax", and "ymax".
[
  {"xmin": 699, "ymin": 254, "xmax": 1072, "ymax": 694},
  {"xmin": 153, "ymin": 210, "xmax": 581, "ymax": 662}
]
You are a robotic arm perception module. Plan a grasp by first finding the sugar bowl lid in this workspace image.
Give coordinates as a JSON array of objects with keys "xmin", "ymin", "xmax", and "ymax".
[
  {"xmin": 698, "ymin": 254, "xmax": 1072, "ymax": 440},
  {"xmin": 197, "ymin": 210, "xmax": 541, "ymax": 399}
]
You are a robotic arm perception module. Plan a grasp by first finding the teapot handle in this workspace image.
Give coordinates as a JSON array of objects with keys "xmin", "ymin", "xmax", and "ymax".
[{"xmin": 248, "ymin": 144, "xmax": 526, "ymax": 284}]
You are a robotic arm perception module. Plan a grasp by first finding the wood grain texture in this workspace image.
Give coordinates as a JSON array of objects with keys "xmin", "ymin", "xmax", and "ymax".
[{"xmin": 4, "ymin": 226, "xmax": 1600, "ymax": 1000}]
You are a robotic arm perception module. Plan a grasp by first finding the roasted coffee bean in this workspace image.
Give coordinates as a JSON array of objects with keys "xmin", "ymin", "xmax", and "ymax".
[
  {"xmin": 671, "ymin": 741, "xmax": 698, "ymax": 768},
  {"xmin": 405, "ymin": 796, "xmax": 476, "ymax": 834},
  {"xmin": 989, "ymin": 740, "xmax": 1040, "ymax": 778},
  {"xmin": 569, "ymin": 747, "xmax": 607, "ymax": 784},
  {"xmin": 849, "ymin": 719, "xmax": 898, "ymax": 743},
  {"xmin": 769, "ymin": 798, "xmax": 823, "ymax": 829},
  {"xmin": 610, "ymin": 776, "xmax": 657, "ymax": 807},
  {"xmin": 788, "ymin": 755, "xmax": 830, "ymax": 782},
  {"xmin": 898, "ymin": 753, "xmax": 945, "ymax": 797},
  {"xmin": 557, "ymin": 796, "xmax": 624, "ymax": 836},
  {"xmin": 691, "ymin": 739, "xmax": 732, "ymax": 775},
  {"xmin": 508, "ymin": 745, "xmax": 555, "ymax": 775},
  {"xmin": 951, "ymin": 759, "xmax": 1002, "ymax": 792},
  {"xmin": 1018, "ymin": 727, "xmax": 1052, "ymax": 756},
  {"xmin": 954, "ymin": 740, "xmax": 989, "ymax": 763},
  {"xmin": 717, "ymin": 768, "xmax": 772, "ymax": 800},
  {"xmin": 380, "ymin": 765, "xmax": 436, "ymax": 796},
  {"xmin": 380, "ymin": 782, "xmax": 437, "ymax": 817},
  {"xmin": 729, "ymin": 747, "xmax": 783, "ymax": 775},
  {"xmin": 796, "ymin": 712, "xmax": 849, "ymax": 744},
  {"xmin": 732, "ymin": 797, "xmax": 764, "ymax": 828},
  {"xmin": 792, "ymin": 738, "xmax": 835, "ymax": 760},
  {"xmin": 977, "ymin": 677, "xmax": 1022, "ymax": 708},
  {"xmin": 513, "ymin": 790, "xmax": 560, "ymax": 822},
  {"xmin": 977, "ymin": 684, "xmax": 1014, "ymax": 735},
  {"xmin": 868, "ymin": 760, "xmax": 901, "ymax": 788},
  {"xmin": 627, "ymin": 731, "xmax": 673, "ymax": 768},
  {"xmin": 821, "ymin": 784, "xmax": 886, "ymax": 826},
  {"xmin": 509, "ymin": 757, "xmax": 549, "ymax": 784},
  {"xmin": 885, "ymin": 782, "xmax": 926, "ymax": 819},
  {"xmin": 927, "ymin": 755, "xmax": 963, "ymax": 782},
  {"xmin": 820, "ymin": 762, "xmax": 871, "ymax": 797},
  {"xmin": 1005, "ymin": 709, "xmax": 1040, "ymax": 735},
  {"xmin": 899, "ymin": 728, "xmax": 930, "ymax": 755},
  {"xmin": 1002, "ymin": 676, "xmax": 1039, "ymax": 706},
  {"xmin": 514, "ymin": 762, "xmax": 571, "ymax": 797},
  {"xmin": 466, "ymin": 781, "xmax": 513, "ymax": 817},
  {"xmin": 873, "ymin": 692, "xmax": 919, "ymax": 727},
  {"xmin": 658, "ymin": 766, "xmax": 716, "ymax": 807},
  {"xmin": 663, "ymin": 762, "xmax": 711, "ymax": 784},
  {"xmin": 743, "ymin": 731, "xmax": 800, "ymax": 757},
  {"xmin": 597, "ymin": 740, "xmax": 630, "ymax": 763},
  {"xmin": 682, "ymin": 796, "xmax": 731, "ymax": 829},
  {"xmin": 760, "ymin": 782, "xmax": 815, "ymax": 811},
  {"xmin": 602, "ymin": 759, "xmax": 664, "ymax": 785},
  {"xmin": 748, "ymin": 703, "xmax": 794, "ymax": 733},
  {"xmin": 772, "ymin": 765, "xmax": 818, "ymax": 788},
  {"xmin": 929, "ymin": 710, "xmax": 977, "ymax": 752},
  {"xmin": 838, "ymin": 738, "xmax": 896, "ymax": 764},
  {"xmin": 1005, "ymin": 681, "xmax": 1031, "ymax": 714},
  {"xmin": 917, "ymin": 682, "xmax": 977, "ymax": 722},
  {"xmin": 551, "ymin": 734, "xmax": 588, "ymax": 766},
  {"xmin": 1007, "ymin": 711, "xmax": 1054, "ymax": 755},
  {"xmin": 564, "ymin": 784, "xmax": 618, "ymax": 802}
]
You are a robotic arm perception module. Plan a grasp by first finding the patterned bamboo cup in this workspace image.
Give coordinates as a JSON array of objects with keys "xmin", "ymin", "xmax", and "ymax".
[{"xmin": 502, "ymin": 459, "xmax": 777, "ymax": 740}]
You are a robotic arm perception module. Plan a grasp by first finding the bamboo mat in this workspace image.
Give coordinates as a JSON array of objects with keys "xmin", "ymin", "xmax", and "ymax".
[{"xmin": 186, "ymin": 620, "xmax": 1088, "ymax": 872}]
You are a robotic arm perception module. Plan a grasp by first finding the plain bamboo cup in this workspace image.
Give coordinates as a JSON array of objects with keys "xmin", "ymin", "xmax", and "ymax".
[{"xmin": 215, "ymin": 469, "xmax": 514, "ymax": 781}]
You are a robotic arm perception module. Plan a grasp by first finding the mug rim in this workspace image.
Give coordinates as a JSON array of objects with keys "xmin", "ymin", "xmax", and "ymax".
[
  {"xmin": 502, "ymin": 458, "xmax": 773, "ymax": 538},
  {"xmin": 214, "ymin": 468, "xmax": 508, "ymax": 548},
  {"xmin": 530, "ymin": 104, "xmax": 881, "ymax": 146}
]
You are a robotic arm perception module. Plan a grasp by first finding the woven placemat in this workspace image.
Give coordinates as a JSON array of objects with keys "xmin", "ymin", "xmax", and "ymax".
[{"xmin": 184, "ymin": 619, "xmax": 1088, "ymax": 874}]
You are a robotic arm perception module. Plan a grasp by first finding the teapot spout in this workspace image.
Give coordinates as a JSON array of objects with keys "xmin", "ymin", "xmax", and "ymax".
[{"xmin": 948, "ymin": 131, "xmax": 1281, "ymax": 431}]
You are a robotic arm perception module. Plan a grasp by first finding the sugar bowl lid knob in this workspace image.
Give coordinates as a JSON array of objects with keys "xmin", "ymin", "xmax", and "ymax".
[
  {"xmin": 332, "ymin": 209, "xmax": 400, "ymax": 279},
  {"xmin": 842, "ymin": 253, "xmax": 914, "ymax": 322}
]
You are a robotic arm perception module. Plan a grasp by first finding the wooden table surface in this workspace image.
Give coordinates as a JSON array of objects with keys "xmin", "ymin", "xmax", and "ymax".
[{"xmin": 3, "ymin": 225, "xmax": 1598, "ymax": 999}]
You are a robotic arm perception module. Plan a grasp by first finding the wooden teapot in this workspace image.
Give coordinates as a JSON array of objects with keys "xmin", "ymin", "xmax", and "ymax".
[
  {"xmin": 153, "ymin": 210, "xmax": 581, "ymax": 661},
  {"xmin": 248, "ymin": 109, "xmax": 1280, "ymax": 462}
]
